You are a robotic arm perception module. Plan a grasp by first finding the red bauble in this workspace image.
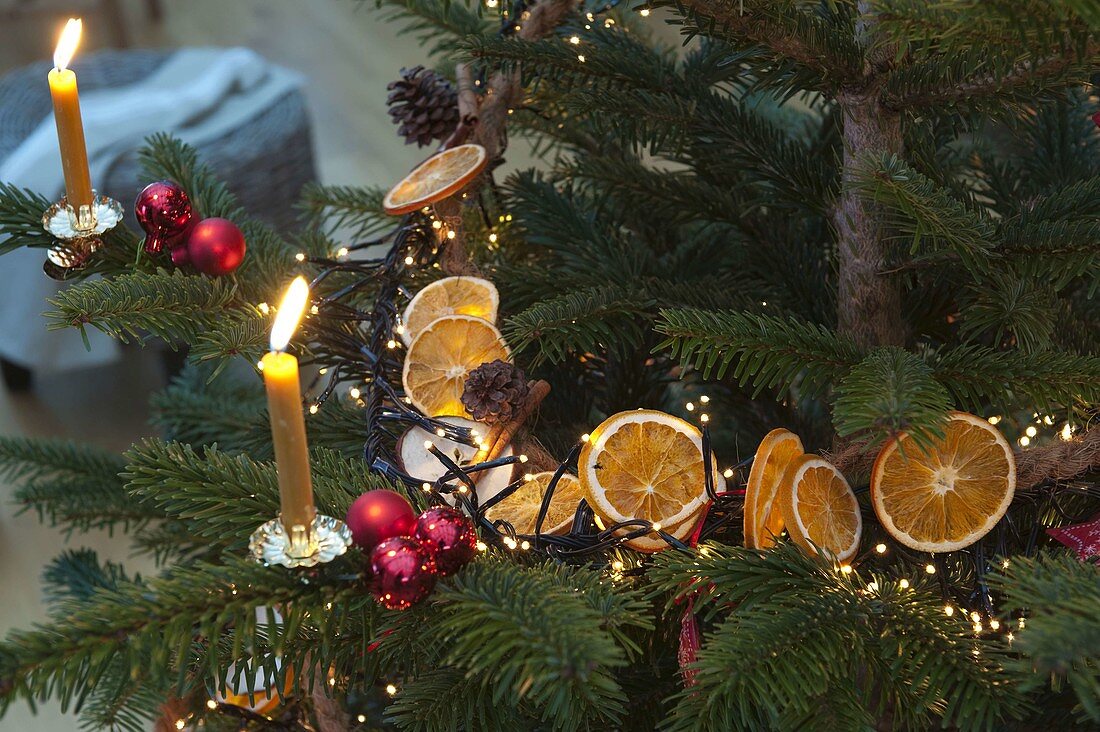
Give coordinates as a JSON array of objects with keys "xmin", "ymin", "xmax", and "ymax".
[
  {"xmin": 414, "ymin": 506, "xmax": 477, "ymax": 576},
  {"xmin": 186, "ymin": 217, "xmax": 246, "ymax": 276},
  {"xmin": 369, "ymin": 536, "xmax": 437, "ymax": 610},
  {"xmin": 170, "ymin": 246, "xmax": 190, "ymax": 266},
  {"xmin": 346, "ymin": 490, "xmax": 417, "ymax": 550},
  {"xmin": 135, "ymin": 180, "xmax": 194, "ymax": 254}
]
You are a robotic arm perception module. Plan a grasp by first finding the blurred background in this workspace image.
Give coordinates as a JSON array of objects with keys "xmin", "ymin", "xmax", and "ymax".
[{"xmin": 0, "ymin": 2, "xmax": 442, "ymax": 728}]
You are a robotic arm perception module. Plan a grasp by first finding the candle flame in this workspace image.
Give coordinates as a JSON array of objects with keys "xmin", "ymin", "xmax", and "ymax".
[
  {"xmin": 270, "ymin": 276, "xmax": 310, "ymax": 351},
  {"xmin": 54, "ymin": 18, "xmax": 82, "ymax": 71}
]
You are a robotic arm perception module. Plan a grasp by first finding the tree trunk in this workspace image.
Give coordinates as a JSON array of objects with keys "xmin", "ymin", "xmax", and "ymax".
[{"xmin": 833, "ymin": 3, "xmax": 906, "ymax": 350}]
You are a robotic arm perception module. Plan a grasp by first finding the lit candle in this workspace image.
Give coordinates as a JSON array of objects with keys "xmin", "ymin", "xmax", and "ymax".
[
  {"xmin": 262, "ymin": 277, "xmax": 316, "ymax": 538},
  {"xmin": 48, "ymin": 18, "xmax": 93, "ymax": 214}
]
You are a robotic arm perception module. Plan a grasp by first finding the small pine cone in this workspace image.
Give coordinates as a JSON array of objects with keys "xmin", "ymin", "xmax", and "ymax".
[
  {"xmin": 461, "ymin": 360, "xmax": 530, "ymax": 425},
  {"xmin": 386, "ymin": 65, "xmax": 460, "ymax": 147}
]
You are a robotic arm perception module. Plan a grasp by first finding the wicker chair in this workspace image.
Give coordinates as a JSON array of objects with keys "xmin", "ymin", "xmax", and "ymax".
[
  {"xmin": 0, "ymin": 48, "xmax": 317, "ymax": 388},
  {"xmin": 0, "ymin": 48, "xmax": 316, "ymax": 231}
]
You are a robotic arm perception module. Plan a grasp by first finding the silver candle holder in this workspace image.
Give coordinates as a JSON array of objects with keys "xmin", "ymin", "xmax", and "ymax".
[
  {"xmin": 249, "ymin": 513, "xmax": 352, "ymax": 569},
  {"xmin": 41, "ymin": 192, "xmax": 122, "ymax": 280}
]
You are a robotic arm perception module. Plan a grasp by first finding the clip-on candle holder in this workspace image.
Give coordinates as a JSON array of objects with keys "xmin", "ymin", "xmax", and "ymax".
[
  {"xmin": 41, "ymin": 192, "xmax": 123, "ymax": 280},
  {"xmin": 249, "ymin": 512, "xmax": 352, "ymax": 569}
]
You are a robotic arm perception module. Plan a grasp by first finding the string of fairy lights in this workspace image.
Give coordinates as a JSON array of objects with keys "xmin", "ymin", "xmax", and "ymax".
[{"xmin": 287, "ymin": 198, "xmax": 1084, "ymax": 651}]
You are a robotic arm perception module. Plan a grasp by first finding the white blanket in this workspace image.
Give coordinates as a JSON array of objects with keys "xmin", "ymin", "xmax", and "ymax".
[{"xmin": 0, "ymin": 47, "xmax": 303, "ymax": 372}]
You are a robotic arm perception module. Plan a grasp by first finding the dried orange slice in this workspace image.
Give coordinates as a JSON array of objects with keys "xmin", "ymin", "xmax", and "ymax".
[
  {"xmin": 871, "ymin": 411, "xmax": 1015, "ymax": 552},
  {"xmin": 396, "ymin": 416, "xmax": 514, "ymax": 504},
  {"xmin": 579, "ymin": 410, "xmax": 722, "ymax": 533},
  {"xmin": 402, "ymin": 315, "xmax": 510, "ymax": 417},
  {"xmin": 744, "ymin": 428, "xmax": 804, "ymax": 549},
  {"xmin": 617, "ymin": 508, "xmax": 704, "ymax": 553},
  {"xmin": 486, "ymin": 471, "xmax": 583, "ymax": 535},
  {"xmin": 217, "ymin": 661, "xmax": 293, "ymax": 715},
  {"xmin": 402, "ymin": 276, "xmax": 499, "ymax": 347},
  {"xmin": 779, "ymin": 455, "xmax": 862, "ymax": 563},
  {"xmin": 382, "ymin": 143, "xmax": 488, "ymax": 215}
]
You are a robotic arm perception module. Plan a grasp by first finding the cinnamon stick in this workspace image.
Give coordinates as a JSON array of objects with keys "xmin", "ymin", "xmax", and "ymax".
[{"xmin": 483, "ymin": 380, "xmax": 551, "ymax": 462}]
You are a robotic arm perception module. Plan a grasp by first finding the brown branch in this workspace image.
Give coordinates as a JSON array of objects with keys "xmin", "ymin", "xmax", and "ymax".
[
  {"xmin": 666, "ymin": 0, "xmax": 861, "ymax": 83},
  {"xmin": 884, "ymin": 41, "xmax": 1100, "ymax": 110},
  {"xmin": 828, "ymin": 428, "xmax": 1100, "ymax": 492},
  {"xmin": 468, "ymin": 0, "xmax": 578, "ymax": 160},
  {"xmin": 437, "ymin": 0, "xmax": 578, "ymax": 274}
]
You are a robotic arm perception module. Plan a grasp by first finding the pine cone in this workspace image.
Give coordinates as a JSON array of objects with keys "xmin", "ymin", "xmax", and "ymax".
[
  {"xmin": 461, "ymin": 360, "xmax": 530, "ymax": 425},
  {"xmin": 386, "ymin": 66, "xmax": 460, "ymax": 147}
]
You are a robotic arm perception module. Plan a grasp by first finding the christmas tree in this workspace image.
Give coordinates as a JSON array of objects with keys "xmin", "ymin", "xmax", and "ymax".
[{"xmin": 1, "ymin": 1, "xmax": 1099, "ymax": 730}]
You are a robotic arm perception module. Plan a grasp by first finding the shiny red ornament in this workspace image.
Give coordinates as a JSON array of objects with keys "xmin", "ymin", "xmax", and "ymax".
[
  {"xmin": 186, "ymin": 217, "xmax": 246, "ymax": 276},
  {"xmin": 369, "ymin": 536, "xmax": 437, "ymax": 610},
  {"xmin": 414, "ymin": 506, "xmax": 477, "ymax": 576},
  {"xmin": 170, "ymin": 246, "xmax": 190, "ymax": 266},
  {"xmin": 134, "ymin": 180, "xmax": 194, "ymax": 254},
  {"xmin": 1047, "ymin": 514, "xmax": 1100, "ymax": 561},
  {"xmin": 1092, "ymin": 110, "xmax": 1100, "ymax": 129},
  {"xmin": 346, "ymin": 490, "xmax": 417, "ymax": 550}
]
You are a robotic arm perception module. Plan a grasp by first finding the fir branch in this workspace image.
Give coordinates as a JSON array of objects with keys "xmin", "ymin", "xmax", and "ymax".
[
  {"xmin": 138, "ymin": 134, "xmax": 243, "ymax": 221},
  {"xmin": 991, "ymin": 553, "xmax": 1100, "ymax": 721},
  {"xmin": 683, "ymin": 94, "xmax": 838, "ymax": 218},
  {"xmin": 386, "ymin": 666, "xmax": 534, "ymax": 731},
  {"xmin": 0, "ymin": 183, "xmax": 53, "ymax": 253},
  {"xmin": 123, "ymin": 441, "xmax": 380, "ymax": 550},
  {"xmin": 230, "ymin": 222, "xmax": 301, "ymax": 304},
  {"xmin": 463, "ymin": 27, "xmax": 679, "ymax": 95},
  {"xmin": 929, "ymin": 345, "xmax": 1100, "ymax": 414},
  {"xmin": 875, "ymin": 0, "xmax": 1098, "ymax": 57},
  {"xmin": 998, "ymin": 177, "xmax": 1100, "ymax": 289},
  {"xmin": 409, "ymin": 558, "xmax": 649, "ymax": 729},
  {"xmin": 149, "ymin": 368, "xmax": 266, "ymax": 451},
  {"xmin": 372, "ymin": 0, "xmax": 491, "ymax": 57},
  {"xmin": 833, "ymin": 347, "xmax": 950, "ymax": 448},
  {"xmin": 42, "ymin": 549, "xmax": 134, "ymax": 606},
  {"xmin": 188, "ymin": 306, "xmax": 270, "ymax": 377},
  {"xmin": 45, "ymin": 269, "xmax": 240, "ymax": 346},
  {"xmin": 884, "ymin": 45, "xmax": 1098, "ymax": 112},
  {"xmin": 651, "ymin": 543, "xmax": 1025, "ymax": 731},
  {"xmin": 503, "ymin": 285, "xmax": 655, "ymax": 366},
  {"xmin": 0, "ymin": 437, "xmax": 155, "ymax": 535},
  {"xmin": 298, "ymin": 183, "xmax": 393, "ymax": 238},
  {"xmin": 852, "ymin": 153, "xmax": 996, "ymax": 272},
  {"xmin": 0, "ymin": 557, "xmax": 367, "ymax": 719},
  {"xmin": 647, "ymin": 0, "xmax": 862, "ymax": 87},
  {"xmin": 501, "ymin": 172, "xmax": 653, "ymax": 289},
  {"xmin": 655, "ymin": 308, "xmax": 863, "ymax": 398},
  {"xmin": 39, "ymin": 553, "xmax": 163, "ymax": 731},
  {"xmin": 960, "ymin": 272, "xmax": 1058, "ymax": 353},
  {"xmin": 565, "ymin": 155, "xmax": 750, "ymax": 231}
]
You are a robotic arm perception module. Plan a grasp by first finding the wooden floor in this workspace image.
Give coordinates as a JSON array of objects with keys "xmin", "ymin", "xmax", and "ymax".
[{"xmin": 0, "ymin": 2, "xmax": 453, "ymax": 729}]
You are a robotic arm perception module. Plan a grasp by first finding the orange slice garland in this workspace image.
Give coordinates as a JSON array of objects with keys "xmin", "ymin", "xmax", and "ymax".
[
  {"xmin": 579, "ymin": 409, "xmax": 723, "ymax": 552},
  {"xmin": 401, "ymin": 315, "xmax": 510, "ymax": 417},
  {"xmin": 743, "ymin": 428, "xmax": 804, "ymax": 548},
  {"xmin": 382, "ymin": 143, "xmax": 488, "ymax": 215},
  {"xmin": 401, "ymin": 276, "xmax": 499, "ymax": 347},
  {"xmin": 871, "ymin": 411, "xmax": 1016, "ymax": 552},
  {"xmin": 779, "ymin": 454, "xmax": 862, "ymax": 563},
  {"xmin": 485, "ymin": 471, "xmax": 584, "ymax": 535}
]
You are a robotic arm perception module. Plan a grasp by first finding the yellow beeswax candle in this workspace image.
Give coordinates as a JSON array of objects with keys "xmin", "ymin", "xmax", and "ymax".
[
  {"xmin": 48, "ymin": 19, "xmax": 93, "ymax": 212},
  {"xmin": 262, "ymin": 277, "xmax": 315, "ymax": 533}
]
